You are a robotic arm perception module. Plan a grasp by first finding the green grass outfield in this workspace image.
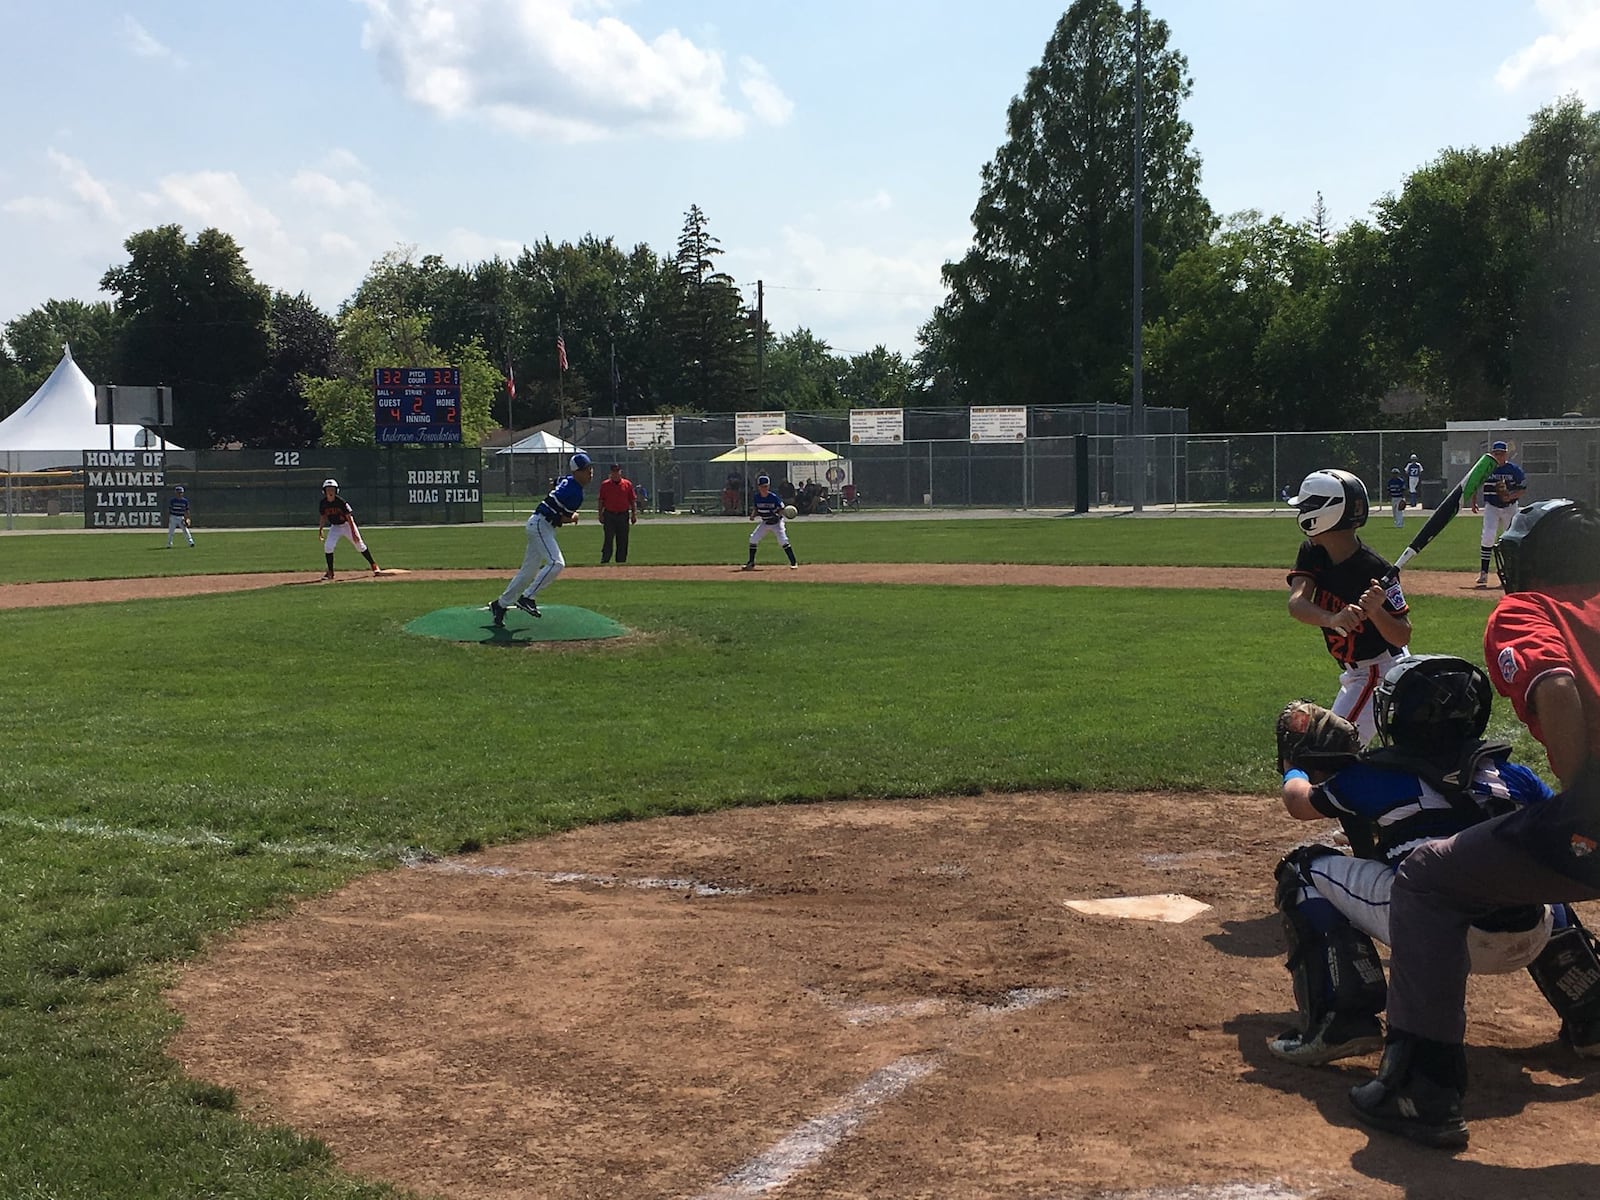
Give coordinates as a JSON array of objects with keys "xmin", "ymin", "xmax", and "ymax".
[
  {"xmin": 0, "ymin": 515, "xmax": 1533, "ymax": 1198},
  {"xmin": 0, "ymin": 508, "xmax": 1493, "ymax": 583}
]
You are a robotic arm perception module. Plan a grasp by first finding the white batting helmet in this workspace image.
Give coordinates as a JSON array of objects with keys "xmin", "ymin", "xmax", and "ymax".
[
  {"xmin": 322, "ymin": 478, "xmax": 338, "ymax": 489},
  {"xmin": 1290, "ymin": 469, "xmax": 1368, "ymax": 536}
]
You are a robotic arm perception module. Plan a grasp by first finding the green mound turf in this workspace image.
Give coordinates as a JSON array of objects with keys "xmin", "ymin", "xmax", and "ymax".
[{"xmin": 404, "ymin": 604, "xmax": 630, "ymax": 644}]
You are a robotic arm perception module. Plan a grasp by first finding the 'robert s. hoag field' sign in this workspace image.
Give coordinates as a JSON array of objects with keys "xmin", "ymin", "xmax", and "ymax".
[{"xmin": 83, "ymin": 450, "xmax": 167, "ymax": 527}]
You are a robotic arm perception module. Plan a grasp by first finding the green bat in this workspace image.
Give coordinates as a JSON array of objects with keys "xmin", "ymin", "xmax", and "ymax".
[{"xmin": 1384, "ymin": 453, "xmax": 1498, "ymax": 581}]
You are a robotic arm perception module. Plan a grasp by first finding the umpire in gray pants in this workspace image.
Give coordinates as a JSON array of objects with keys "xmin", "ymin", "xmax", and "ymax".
[{"xmin": 1349, "ymin": 500, "xmax": 1600, "ymax": 1149}]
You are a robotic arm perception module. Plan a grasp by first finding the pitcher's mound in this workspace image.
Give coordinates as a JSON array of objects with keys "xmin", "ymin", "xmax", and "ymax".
[{"xmin": 404, "ymin": 604, "xmax": 629, "ymax": 644}]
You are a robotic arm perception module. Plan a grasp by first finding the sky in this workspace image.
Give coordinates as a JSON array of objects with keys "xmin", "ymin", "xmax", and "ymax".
[{"xmin": 2, "ymin": 1, "xmax": 1598, "ymax": 363}]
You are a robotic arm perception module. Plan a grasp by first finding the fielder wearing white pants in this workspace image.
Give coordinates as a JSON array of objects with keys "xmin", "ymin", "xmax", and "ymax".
[
  {"xmin": 1479, "ymin": 504, "xmax": 1517, "ymax": 555},
  {"xmin": 166, "ymin": 514, "xmax": 193, "ymax": 547},
  {"xmin": 498, "ymin": 513, "xmax": 564, "ymax": 605},
  {"xmin": 748, "ymin": 516, "xmax": 789, "ymax": 550}
]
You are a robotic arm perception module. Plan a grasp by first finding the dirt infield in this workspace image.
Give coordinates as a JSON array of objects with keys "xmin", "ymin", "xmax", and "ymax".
[
  {"xmin": 27, "ymin": 567, "xmax": 1599, "ymax": 1198},
  {"xmin": 164, "ymin": 794, "xmax": 1600, "ymax": 1200},
  {"xmin": 0, "ymin": 562, "xmax": 1505, "ymax": 610}
]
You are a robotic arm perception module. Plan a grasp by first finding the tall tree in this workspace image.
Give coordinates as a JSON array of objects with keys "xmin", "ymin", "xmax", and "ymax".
[
  {"xmin": 763, "ymin": 329, "xmax": 844, "ymax": 410},
  {"xmin": 3, "ymin": 299, "xmax": 124, "ymax": 394},
  {"xmin": 100, "ymin": 225, "xmax": 270, "ymax": 447},
  {"xmin": 927, "ymin": 0, "xmax": 1212, "ymax": 406},
  {"xmin": 0, "ymin": 341, "xmax": 25, "ymax": 419},
  {"xmin": 299, "ymin": 307, "xmax": 496, "ymax": 448},
  {"xmin": 670, "ymin": 205, "xmax": 756, "ymax": 412},
  {"xmin": 224, "ymin": 292, "xmax": 336, "ymax": 447},
  {"xmin": 1505, "ymin": 97, "xmax": 1600, "ymax": 417}
]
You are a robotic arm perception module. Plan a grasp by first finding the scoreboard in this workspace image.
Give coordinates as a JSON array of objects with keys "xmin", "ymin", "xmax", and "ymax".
[{"xmin": 374, "ymin": 367, "xmax": 462, "ymax": 444}]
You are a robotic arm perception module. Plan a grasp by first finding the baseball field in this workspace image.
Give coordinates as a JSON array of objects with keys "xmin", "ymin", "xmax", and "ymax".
[{"xmin": 2, "ymin": 512, "xmax": 1595, "ymax": 1200}]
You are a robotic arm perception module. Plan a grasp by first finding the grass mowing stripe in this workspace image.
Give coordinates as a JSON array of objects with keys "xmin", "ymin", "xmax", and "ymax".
[{"xmin": 0, "ymin": 514, "xmax": 1493, "ymax": 582}]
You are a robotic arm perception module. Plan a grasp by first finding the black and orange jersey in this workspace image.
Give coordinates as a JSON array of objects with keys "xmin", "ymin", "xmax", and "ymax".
[
  {"xmin": 1288, "ymin": 539, "xmax": 1408, "ymax": 666},
  {"xmin": 319, "ymin": 495, "xmax": 354, "ymax": 525}
]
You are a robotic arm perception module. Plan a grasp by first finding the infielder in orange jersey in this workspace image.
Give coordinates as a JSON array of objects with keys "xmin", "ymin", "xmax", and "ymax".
[
  {"xmin": 316, "ymin": 479, "xmax": 380, "ymax": 580},
  {"xmin": 1285, "ymin": 469, "xmax": 1412, "ymax": 745}
]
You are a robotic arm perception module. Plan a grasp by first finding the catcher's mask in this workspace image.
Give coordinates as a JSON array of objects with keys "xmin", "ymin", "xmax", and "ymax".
[
  {"xmin": 1374, "ymin": 654, "xmax": 1492, "ymax": 756},
  {"xmin": 1290, "ymin": 469, "xmax": 1368, "ymax": 536},
  {"xmin": 1494, "ymin": 499, "xmax": 1600, "ymax": 593}
]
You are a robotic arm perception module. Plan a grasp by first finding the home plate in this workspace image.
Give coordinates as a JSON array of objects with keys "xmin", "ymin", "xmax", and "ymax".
[{"xmin": 1062, "ymin": 893, "xmax": 1212, "ymax": 923}]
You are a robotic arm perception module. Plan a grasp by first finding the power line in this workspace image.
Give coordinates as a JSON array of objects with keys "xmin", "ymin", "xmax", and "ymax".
[{"xmin": 759, "ymin": 283, "xmax": 945, "ymax": 300}]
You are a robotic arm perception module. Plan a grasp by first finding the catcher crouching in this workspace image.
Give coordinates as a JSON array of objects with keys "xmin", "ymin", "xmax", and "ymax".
[{"xmin": 1268, "ymin": 661, "xmax": 1600, "ymax": 1109}]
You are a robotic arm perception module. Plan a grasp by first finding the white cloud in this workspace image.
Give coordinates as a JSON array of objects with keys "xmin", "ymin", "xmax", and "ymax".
[
  {"xmin": 123, "ymin": 16, "xmax": 187, "ymax": 68},
  {"xmin": 1496, "ymin": 0, "xmax": 1600, "ymax": 100},
  {"xmin": 728, "ymin": 226, "xmax": 959, "ymax": 357},
  {"xmin": 738, "ymin": 58, "xmax": 794, "ymax": 126},
  {"xmin": 47, "ymin": 150, "xmax": 122, "ymax": 222},
  {"xmin": 356, "ymin": 0, "xmax": 792, "ymax": 141}
]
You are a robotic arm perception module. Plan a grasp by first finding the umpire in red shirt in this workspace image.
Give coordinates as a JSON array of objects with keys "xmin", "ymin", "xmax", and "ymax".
[{"xmin": 598, "ymin": 463, "xmax": 638, "ymax": 564}]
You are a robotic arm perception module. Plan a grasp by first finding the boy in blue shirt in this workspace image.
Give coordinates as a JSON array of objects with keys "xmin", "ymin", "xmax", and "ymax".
[
  {"xmin": 741, "ymin": 475, "xmax": 798, "ymax": 571},
  {"xmin": 165, "ymin": 485, "xmax": 194, "ymax": 547},
  {"xmin": 490, "ymin": 452, "xmax": 593, "ymax": 623}
]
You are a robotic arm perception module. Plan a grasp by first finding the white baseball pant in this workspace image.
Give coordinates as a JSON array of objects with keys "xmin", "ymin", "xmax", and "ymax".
[{"xmin": 498, "ymin": 514, "xmax": 564, "ymax": 605}]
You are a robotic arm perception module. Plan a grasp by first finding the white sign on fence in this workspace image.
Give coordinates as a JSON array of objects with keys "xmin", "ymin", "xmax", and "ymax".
[
  {"xmin": 850, "ymin": 408, "xmax": 904, "ymax": 445},
  {"xmin": 626, "ymin": 415, "xmax": 675, "ymax": 450},
  {"xmin": 969, "ymin": 406, "xmax": 1027, "ymax": 443},
  {"xmin": 735, "ymin": 411, "xmax": 787, "ymax": 445}
]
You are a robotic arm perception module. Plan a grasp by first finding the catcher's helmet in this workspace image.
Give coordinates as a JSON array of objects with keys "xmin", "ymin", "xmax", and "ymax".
[
  {"xmin": 1290, "ymin": 469, "xmax": 1368, "ymax": 536},
  {"xmin": 570, "ymin": 452, "xmax": 592, "ymax": 472},
  {"xmin": 1373, "ymin": 654, "xmax": 1492, "ymax": 756},
  {"xmin": 1494, "ymin": 499, "xmax": 1600, "ymax": 593},
  {"xmin": 322, "ymin": 478, "xmax": 338, "ymax": 490}
]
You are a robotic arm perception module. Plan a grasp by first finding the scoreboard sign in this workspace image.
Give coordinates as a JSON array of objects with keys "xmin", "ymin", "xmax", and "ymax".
[{"xmin": 374, "ymin": 367, "xmax": 462, "ymax": 444}]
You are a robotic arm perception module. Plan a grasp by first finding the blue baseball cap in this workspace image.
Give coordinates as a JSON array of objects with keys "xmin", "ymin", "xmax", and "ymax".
[
  {"xmin": 570, "ymin": 452, "xmax": 592, "ymax": 471},
  {"xmin": 756, "ymin": 475, "xmax": 771, "ymax": 486},
  {"xmin": 1491, "ymin": 440, "xmax": 1509, "ymax": 452}
]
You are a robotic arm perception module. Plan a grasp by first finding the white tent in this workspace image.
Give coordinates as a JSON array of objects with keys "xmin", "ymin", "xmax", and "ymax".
[
  {"xmin": 0, "ymin": 347, "xmax": 175, "ymax": 469},
  {"xmin": 496, "ymin": 430, "xmax": 584, "ymax": 456}
]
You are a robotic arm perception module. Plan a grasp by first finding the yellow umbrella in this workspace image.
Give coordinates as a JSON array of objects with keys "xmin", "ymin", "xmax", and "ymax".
[{"xmin": 709, "ymin": 427, "xmax": 841, "ymax": 463}]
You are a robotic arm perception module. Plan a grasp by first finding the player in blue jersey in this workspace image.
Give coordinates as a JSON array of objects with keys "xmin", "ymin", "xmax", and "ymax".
[
  {"xmin": 164, "ymin": 484, "xmax": 194, "ymax": 547},
  {"xmin": 1471, "ymin": 440, "xmax": 1528, "ymax": 587},
  {"xmin": 741, "ymin": 475, "xmax": 797, "ymax": 571},
  {"xmin": 1269, "ymin": 655, "xmax": 1589, "ymax": 1077},
  {"xmin": 490, "ymin": 451, "xmax": 594, "ymax": 623},
  {"xmin": 1384, "ymin": 468, "xmax": 1407, "ymax": 529}
]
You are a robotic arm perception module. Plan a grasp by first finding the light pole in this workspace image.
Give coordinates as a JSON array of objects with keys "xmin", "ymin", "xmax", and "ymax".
[{"xmin": 1131, "ymin": 0, "xmax": 1147, "ymax": 512}]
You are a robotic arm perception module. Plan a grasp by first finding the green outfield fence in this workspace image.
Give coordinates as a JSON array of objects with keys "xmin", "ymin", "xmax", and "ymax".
[
  {"xmin": 5, "ymin": 412, "xmax": 1597, "ymax": 529},
  {"xmin": 2, "ymin": 447, "xmax": 483, "ymax": 530}
]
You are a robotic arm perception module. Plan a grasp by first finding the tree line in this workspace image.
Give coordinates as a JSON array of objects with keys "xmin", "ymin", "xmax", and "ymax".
[{"xmin": 2, "ymin": 0, "xmax": 1596, "ymax": 447}]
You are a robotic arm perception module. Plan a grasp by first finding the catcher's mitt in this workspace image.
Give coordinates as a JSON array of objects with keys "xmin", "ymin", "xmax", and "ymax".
[{"xmin": 1275, "ymin": 699, "xmax": 1362, "ymax": 774}]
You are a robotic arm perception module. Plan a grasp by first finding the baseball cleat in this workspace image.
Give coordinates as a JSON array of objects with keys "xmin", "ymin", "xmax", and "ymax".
[
  {"xmin": 740, "ymin": 563, "xmax": 756, "ymax": 571},
  {"xmin": 1268, "ymin": 1013, "xmax": 1383, "ymax": 1065},
  {"xmin": 1475, "ymin": 572, "xmax": 1489, "ymax": 587},
  {"xmin": 515, "ymin": 596, "xmax": 541, "ymax": 618},
  {"xmin": 488, "ymin": 599, "xmax": 507, "ymax": 627},
  {"xmin": 321, "ymin": 571, "xmax": 334, "ymax": 581}
]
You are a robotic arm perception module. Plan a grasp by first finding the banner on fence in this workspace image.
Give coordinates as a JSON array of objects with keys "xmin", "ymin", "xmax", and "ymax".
[
  {"xmin": 969, "ymin": 406, "xmax": 1027, "ymax": 443},
  {"xmin": 735, "ymin": 411, "xmax": 786, "ymax": 445},
  {"xmin": 626, "ymin": 415, "xmax": 675, "ymax": 450},
  {"xmin": 850, "ymin": 408, "xmax": 904, "ymax": 445}
]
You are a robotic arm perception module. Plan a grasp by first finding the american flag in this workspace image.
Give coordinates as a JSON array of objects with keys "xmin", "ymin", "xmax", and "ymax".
[
  {"xmin": 556, "ymin": 334, "xmax": 568, "ymax": 372},
  {"xmin": 505, "ymin": 362, "xmax": 515, "ymax": 398}
]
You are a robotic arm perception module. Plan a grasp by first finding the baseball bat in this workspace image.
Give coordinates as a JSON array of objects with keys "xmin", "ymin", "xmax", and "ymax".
[{"xmin": 1381, "ymin": 452, "xmax": 1497, "ymax": 583}]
